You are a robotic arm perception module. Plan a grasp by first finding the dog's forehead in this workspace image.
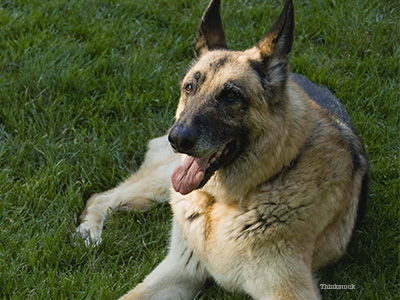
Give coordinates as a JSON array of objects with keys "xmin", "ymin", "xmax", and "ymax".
[{"xmin": 186, "ymin": 49, "xmax": 260, "ymax": 86}]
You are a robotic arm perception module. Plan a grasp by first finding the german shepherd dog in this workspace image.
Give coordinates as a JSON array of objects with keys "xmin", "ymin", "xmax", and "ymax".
[{"xmin": 76, "ymin": 0, "xmax": 369, "ymax": 299}]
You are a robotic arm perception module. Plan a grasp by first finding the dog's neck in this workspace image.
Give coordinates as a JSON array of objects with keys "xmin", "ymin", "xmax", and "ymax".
[{"xmin": 200, "ymin": 81, "xmax": 313, "ymax": 204}]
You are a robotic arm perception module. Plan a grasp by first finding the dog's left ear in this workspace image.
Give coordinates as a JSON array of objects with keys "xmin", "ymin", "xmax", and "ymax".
[
  {"xmin": 194, "ymin": 0, "xmax": 228, "ymax": 57},
  {"xmin": 257, "ymin": 0, "xmax": 294, "ymax": 61}
]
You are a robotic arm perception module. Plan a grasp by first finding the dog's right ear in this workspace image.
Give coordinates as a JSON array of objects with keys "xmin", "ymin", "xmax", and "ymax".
[{"xmin": 194, "ymin": 0, "xmax": 228, "ymax": 57}]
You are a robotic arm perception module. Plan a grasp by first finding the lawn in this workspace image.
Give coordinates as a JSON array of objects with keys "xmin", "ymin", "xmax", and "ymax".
[{"xmin": 0, "ymin": 0, "xmax": 398, "ymax": 299}]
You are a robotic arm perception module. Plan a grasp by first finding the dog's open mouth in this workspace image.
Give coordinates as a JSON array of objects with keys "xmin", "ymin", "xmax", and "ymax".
[{"xmin": 171, "ymin": 140, "xmax": 237, "ymax": 195}]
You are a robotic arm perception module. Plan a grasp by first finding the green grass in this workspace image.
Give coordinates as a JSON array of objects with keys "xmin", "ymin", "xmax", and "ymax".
[{"xmin": 0, "ymin": 0, "xmax": 398, "ymax": 299}]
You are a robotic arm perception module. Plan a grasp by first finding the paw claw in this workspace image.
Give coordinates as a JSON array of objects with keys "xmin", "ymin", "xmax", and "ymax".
[{"xmin": 74, "ymin": 224, "xmax": 103, "ymax": 247}]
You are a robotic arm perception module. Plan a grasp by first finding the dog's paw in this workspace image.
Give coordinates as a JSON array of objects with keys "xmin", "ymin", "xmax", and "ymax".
[{"xmin": 74, "ymin": 223, "xmax": 103, "ymax": 247}]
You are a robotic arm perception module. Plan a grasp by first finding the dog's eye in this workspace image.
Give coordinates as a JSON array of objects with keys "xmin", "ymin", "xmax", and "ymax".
[
  {"xmin": 220, "ymin": 89, "xmax": 241, "ymax": 103},
  {"xmin": 217, "ymin": 83, "xmax": 243, "ymax": 104},
  {"xmin": 184, "ymin": 84, "xmax": 194, "ymax": 95},
  {"xmin": 226, "ymin": 91, "xmax": 239, "ymax": 101}
]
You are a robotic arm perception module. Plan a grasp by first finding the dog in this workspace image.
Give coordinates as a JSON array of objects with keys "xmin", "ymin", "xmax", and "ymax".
[{"xmin": 76, "ymin": 0, "xmax": 370, "ymax": 299}]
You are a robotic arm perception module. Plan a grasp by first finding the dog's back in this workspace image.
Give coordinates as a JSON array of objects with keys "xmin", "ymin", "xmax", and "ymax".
[
  {"xmin": 291, "ymin": 72, "xmax": 369, "ymax": 229},
  {"xmin": 291, "ymin": 73, "xmax": 352, "ymax": 126}
]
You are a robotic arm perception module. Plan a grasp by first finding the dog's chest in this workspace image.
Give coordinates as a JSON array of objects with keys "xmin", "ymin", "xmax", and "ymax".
[
  {"xmin": 169, "ymin": 189, "xmax": 302, "ymax": 282},
  {"xmin": 170, "ymin": 191, "xmax": 230, "ymax": 256},
  {"xmin": 170, "ymin": 191, "xmax": 250, "ymax": 287}
]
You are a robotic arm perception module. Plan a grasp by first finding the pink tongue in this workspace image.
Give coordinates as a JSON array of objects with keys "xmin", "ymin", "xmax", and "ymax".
[{"xmin": 171, "ymin": 155, "xmax": 209, "ymax": 195}]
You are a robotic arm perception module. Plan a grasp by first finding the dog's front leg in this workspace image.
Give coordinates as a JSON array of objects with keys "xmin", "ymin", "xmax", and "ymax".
[
  {"xmin": 242, "ymin": 254, "xmax": 321, "ymax": 300},
  {"xmin": 119, "ymin": 220, "xmax": 210, "ymax": 300},
  {"xmin": 75, "ymin": 135, "xmax": 180, "ymax": 245}
]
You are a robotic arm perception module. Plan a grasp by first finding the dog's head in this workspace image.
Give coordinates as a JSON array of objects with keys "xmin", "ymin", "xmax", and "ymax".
[{"xmin": 169, "ymin": 0, "xmax": 294, "ymax": 195}]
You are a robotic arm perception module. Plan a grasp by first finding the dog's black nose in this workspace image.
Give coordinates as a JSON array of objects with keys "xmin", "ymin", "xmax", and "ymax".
[{"xmin": 168, "ymin": 125, "xmax": 197, "ymax": 153}]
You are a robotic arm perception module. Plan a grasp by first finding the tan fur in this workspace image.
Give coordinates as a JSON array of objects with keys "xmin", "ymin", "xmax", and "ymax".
[
  {"xmin": 76, "ymin": 136, "xmax": 180, "ymax": 245},
  {"xmin": 76, "ymin": 0, "xmax": 369, "ymax": 298}
]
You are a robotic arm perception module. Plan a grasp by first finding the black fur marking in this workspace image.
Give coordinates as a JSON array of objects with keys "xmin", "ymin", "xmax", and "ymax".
[
  {"xmin": 331, "ymin": 121, "xmax": 365, "ymax": 175},
  {"xmin": 290, "ymin": 73, "xmax": 353, "ymax": 127},
  {"xmin": 196, "ymin": 261, "xmax": 201, "ymax": 272},
  {"xmin": 249, "ymin": 60, "xmax": 269, "ymax": 90},
  {"xmin": 187, "ymin": 212, "xmax": 200, "ymax": 221},
  {"xmin": 354, "ymin": 172, "xmax": 369, "ymax": 229},
  {"xmin": 235, "ymin": 203, "xmax": 310, "ymax": 240},
  {"xmin": 180, "ymin": 247, "xmax": 189, "ymax": 258},
  {"xmin": 238, "ymin": 219, "xmax": 264, "ymax": 238},
  {"xmin": 349, "ymin": 142, "xmax": 363, "ymax": 173},
  {"xmin": 193, "ymin": 71, "xmax": 201, "ymax": 81},
  {"xmin": 209, "ymin": 56, "xmax": 228, "ymax": 73},
  {"xmin": 198, "ymin": 73, "xmax": 206, "ymax": 87},
  {"xmin": 185, "ymin": 250, "xmax": 194, "ymax": 267},
  {"xmin": 193, "ymin": 71, "xmax": 206, "ymax": 88}
]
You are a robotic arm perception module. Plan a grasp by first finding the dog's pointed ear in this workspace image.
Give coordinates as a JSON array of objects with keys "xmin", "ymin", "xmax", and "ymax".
[
  {"xmin": 194, "ymin": 0, "xmax": 228, "ymax": 57},
  {"xmin": 257, "ymin": 0, "xmax": 294, "ymax": 59},
  {"xmin": 252, "ymin": 0, "xmax": 294, "ymax": 100}
]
